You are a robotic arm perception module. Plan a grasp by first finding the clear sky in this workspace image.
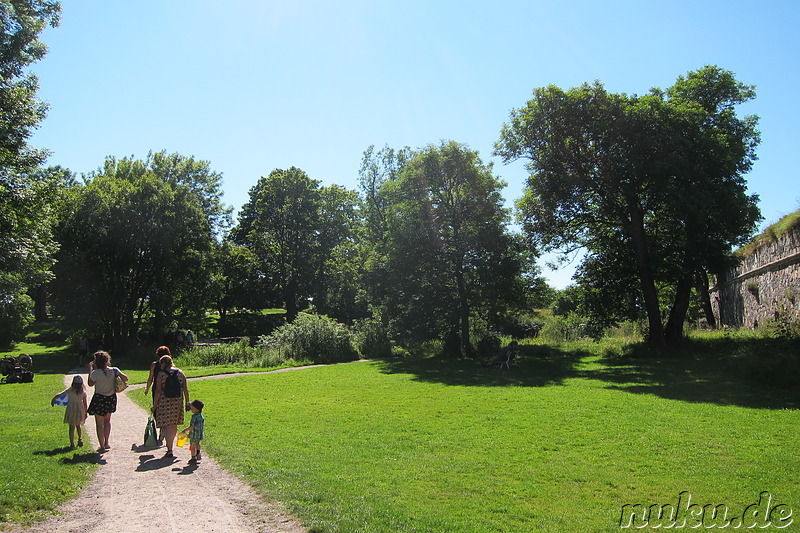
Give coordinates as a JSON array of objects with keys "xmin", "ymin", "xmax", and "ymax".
[{"xmin": 30, "ymin": 0, "xmax": 799, "ymax": 288}]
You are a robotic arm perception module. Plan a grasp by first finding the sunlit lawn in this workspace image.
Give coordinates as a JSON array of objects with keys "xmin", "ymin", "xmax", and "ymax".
[
  {"xmin": 0, "ymin": 327, "xmax": 95, "ymax": 526},
  {"xmin": 128, "ymin": 349, "xmax": 800, "ymax": 532},
  {"xmin": 4, "ymin": 323, "xmax": 799, "ymax": 531}
]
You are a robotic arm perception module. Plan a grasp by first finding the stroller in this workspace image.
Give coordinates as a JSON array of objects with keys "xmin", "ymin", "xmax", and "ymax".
[{"xmin": 1, "ymin": 354, "xmax": 34, "ymax": 384}]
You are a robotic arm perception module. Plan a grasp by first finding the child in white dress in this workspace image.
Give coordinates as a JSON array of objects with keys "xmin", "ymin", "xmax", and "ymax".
[{"xmin": 51, "ymin": 375, "xmax": 89, "ymax": 448}]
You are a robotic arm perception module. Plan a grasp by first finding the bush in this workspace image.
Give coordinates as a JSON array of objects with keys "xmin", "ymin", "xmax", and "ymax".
[
  {"xmin": 352, "ymin": 318, "xmax": 392, "ymax": 359},
  {"xmin": 261, "ymin": 313, "xmax": 358, "ymax": 364},
  {"xmin": 0, "ymin": 291, "xmax": 34, "ymax": 348},
  {"xmin": 769, "ymin": 313, "xmax": 800, "ymax": 340},
  {"xmin": 539, "ymin": 313, "xmax": 588, "ymax": 343},
  {"xmin": 475, "ymin": 332, "xmax": 502, "ymax": 358},
  {"xmin": 180, "ymin": 337, "xmax": 261, "ymax": 366},
  {"xmin": 492, "ymin": 312, "xmax": 544, "ymax": 339}
]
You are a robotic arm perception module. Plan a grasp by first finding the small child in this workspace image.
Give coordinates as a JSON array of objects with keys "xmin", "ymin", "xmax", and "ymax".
[
  {"xmin": 51, "ymin": 375, "xmax": 89, "ymax": 448},
  {"xmin": 181, "ymin": 399, "xmax": 205, "ymax": 464}
]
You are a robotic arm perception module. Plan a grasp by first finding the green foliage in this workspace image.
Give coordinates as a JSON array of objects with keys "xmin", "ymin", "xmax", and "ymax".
[
  {"xmin": 233, "ymin": 167, "xmax": 360, "ymax": 322},
  {"xmin": 769, "ymin": 313, "xmax": 800, "ymax": 341},
  {"xmin": 370, "ymin": 141, "xmax": 532, "ymax": 354},
  {"xmin": 538, "ymin": 312, "xmax": 587, "ymax": 343},
  {"xmin": 179, "ymin": 338, "xmax": 293, "ymax": 368},
  {"xmin": 50, "ymin": 152, "xmax": 225, "ymax": 351},
  {"xmin": 0, "ymin": 2, "xmax": 63, "ymax": 344},
  {"xmin": 474, "ymin": 331, "xmax": 502, "ymax": 358},
  {"xmin": 351, "ymin": 317, "xmax": 392, "ymax": 359},
  {"xmin": 491, "ymin": 311, "xmax": 544, "ymax": 339},
  {"xmin": 498, "ymin": 66, "xmax": 762, "ymax": 345},
  {"xmin": 260, "ymin": 313, "xmax": 358, "ymax": 364},
  {"xmin": 0, "ymin": 0, "xmax": 60, "ymax": 171},
  {"xmin": 0, "ymin": 288, "xmax": 33, "ymax": 347},
  {"xmin": 737, "ymin": 209, "xmax": 800, "ymax": 258}
]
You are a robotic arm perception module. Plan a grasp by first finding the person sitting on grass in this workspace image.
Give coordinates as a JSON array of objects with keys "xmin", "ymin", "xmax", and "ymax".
[{"xmin": 482, "ymin": 340, "xmax": 519, "ymax": 368}]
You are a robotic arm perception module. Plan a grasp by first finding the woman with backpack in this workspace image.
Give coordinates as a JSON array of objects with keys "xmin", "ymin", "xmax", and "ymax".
[{"xmin": 151, "ymin": 354, "xmax": 190, "ymax": 459}]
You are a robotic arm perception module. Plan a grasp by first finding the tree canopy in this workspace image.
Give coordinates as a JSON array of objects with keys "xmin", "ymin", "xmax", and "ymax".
[
  {"xmin": 0, "ymin": 0, "xmax": 61, "ymax": 346},
  {"xmin": 496, "ymin": 65, "xmax": 761, "ymax": 345},
  {"xmin": 51, "ymin": 152, "xmax": 226, "ymax": 351},
  {"xmin": 368, "ymin": 141, "xmax": 530, "ymax": 354}
]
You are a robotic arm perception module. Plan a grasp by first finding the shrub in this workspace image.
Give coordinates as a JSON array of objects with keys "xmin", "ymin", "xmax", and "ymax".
[
  {"xmin": 351, "ymin": 318, "xmax": 392, "ymax": 359},
  {"xmin": 475, "ymin": 332, "xmax": 502, "ymax": 358},
  {"xmin": 492, "ymin": 312, "xmax": 544, "ymax": 339},
  {"xmin": 769, "ymin": 313, "xmax": 800, "ymax": 341},
  {"xmin": 261, "ymin": 313, "xmax": 358, "ymax": 364},
  {"xmin": 180, "ymin": 337, "xmax": 275, "ymax": 367},
  {"xmin": 539, "ymin": 313, "xmax": 588, "ymax": 343}
]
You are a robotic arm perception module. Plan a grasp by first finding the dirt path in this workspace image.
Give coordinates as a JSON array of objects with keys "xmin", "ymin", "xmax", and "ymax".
[{"xmin": 11, "ymin": 370, "xmax": 307, "ymax": 533}]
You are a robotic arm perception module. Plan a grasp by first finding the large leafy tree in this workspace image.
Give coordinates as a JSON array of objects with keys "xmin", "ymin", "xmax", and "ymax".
[
  {"xmin": 205, "ymin": 238, "xmax": 269, "ymax": 328},
  {"xmin": 0, "ymin": 0, "xmax": 60, "ymax": 345},
  {"xmin": 496, "ymin": 66, "xmax": 761, "ymax": 345},
  {"xmin": 234, "ymin": 167, "xmax": 359, "ymax": 322},
  {"xmin": 52, "ymin": 153, "xmax": 225, "ymax": 351},
  {"xmin": 377, "ymin": 141, "xmax": 527, "ymax": 355}
]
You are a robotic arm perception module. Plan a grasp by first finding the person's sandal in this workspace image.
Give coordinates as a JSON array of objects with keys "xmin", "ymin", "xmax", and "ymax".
[
  {"xmin": 77, "ymin": 439, "xmax": 83, "ymax": 447},
  {"xmin": 164, "ymin": 451, "xmax": 174, "ymax": 458}
]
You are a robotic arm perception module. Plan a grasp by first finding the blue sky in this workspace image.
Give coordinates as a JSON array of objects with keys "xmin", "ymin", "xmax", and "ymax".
[{"xmin": 30, "ymin": 1, "xmax": 799, "ymax": 288}]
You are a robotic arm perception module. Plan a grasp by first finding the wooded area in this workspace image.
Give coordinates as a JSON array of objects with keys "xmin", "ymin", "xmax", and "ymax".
[{"xmin": 1, "ymin": 1, "xmax": 767, "ymax": 351}]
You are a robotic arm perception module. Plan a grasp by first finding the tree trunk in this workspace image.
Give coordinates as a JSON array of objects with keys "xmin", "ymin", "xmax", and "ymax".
[
  {"xmin": 625, "ymin": 203, "xmax": 665, "ymax": 346},
  {"xmin": 454, "ymin": 263, "xmax": 473, "ymax": 357},
  {"xmin": 33, "ymin": 284, "xmax": 48, "ymax": 321},
  {"xmin": 153, "ymin": 310, "xmax": 166, "ymax": 345},
  {"xmin": 665, "ymin": 275, "xmax": 693, "ymax": 345},
  {"xmin": 285, "ymin": 282, "xmax": 298, "ymax": 323},
  {"xmin": 696, "ymin": 269, "xmax": 717, "ymax": 328}
]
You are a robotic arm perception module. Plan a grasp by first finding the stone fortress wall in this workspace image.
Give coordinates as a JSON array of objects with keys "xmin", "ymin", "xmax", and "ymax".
[{"xmin": 710, "ymin": 224, "xmax": 800, "ymax": 328}]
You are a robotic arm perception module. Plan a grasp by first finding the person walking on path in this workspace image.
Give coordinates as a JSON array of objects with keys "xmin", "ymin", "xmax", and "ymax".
[
  {"xmin": 151, "ymin": 354, "xmax": 190, "ymax": 458},
  {"xmin": 144, "ymin": 345, "xmax": 171, "ymax": 402},
  {"xmin": 87, "ymin": 350, "xmax": 128, "ymax": 452},
  {"xmin": 50, "ymin": 375, "xmax": 88, "ymax": 448},
  {"xmin": 144, "ymin": 345, "xmax": 172, "ymax": 443}
]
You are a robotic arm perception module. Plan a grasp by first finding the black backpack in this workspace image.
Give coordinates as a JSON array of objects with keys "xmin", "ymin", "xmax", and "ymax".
[{"xmin": 164, "ymin": 369, "xmax": 182, "ymax": 398}]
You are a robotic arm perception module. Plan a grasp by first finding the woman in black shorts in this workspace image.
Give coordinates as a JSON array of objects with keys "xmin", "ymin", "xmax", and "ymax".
[{"xmin": 87, "ymin": 351, "xmax": 128, "ymax": 452}]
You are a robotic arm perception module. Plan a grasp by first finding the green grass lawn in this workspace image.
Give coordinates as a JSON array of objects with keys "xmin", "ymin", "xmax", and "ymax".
[
  {"xmin": 0, "ymin": 323, "xmax": 95, "ymax": 526},
  {"xmin": 5, "ymin": 324, "xmax": 800, "ymax": 531},
  {"xmin": 127, "ymin": 347, "xmax": 799, "ymax": 532}
]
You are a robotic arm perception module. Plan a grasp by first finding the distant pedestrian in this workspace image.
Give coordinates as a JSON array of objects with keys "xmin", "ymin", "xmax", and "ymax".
[
  {"xmin": 87, "ymin": 351, "xmax": 128, "ymax": 452},
  {"xmin": 181, "ymin": 399, "xmax": 205, "ymax": 464},
  {"xmin": 77, "ymin": 337, "xmax": 89, "ymax": 366},
  {"xmin": 51, "ymin": 375, "xmax": 88, "ymax": 448}
]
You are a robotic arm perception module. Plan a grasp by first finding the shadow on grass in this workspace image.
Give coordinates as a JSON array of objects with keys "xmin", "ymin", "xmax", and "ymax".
[
  {"xmin": 33, "ymin": 448, "xmax": 106, "ymax": 464},
  {"xmin": 33, "ymin": 447, "xmax": 75, "ymax": 456},
  {"xmin": 376, "ymin": 344, "xmax": 587, "ymax": 388},
  {"xmin": 377, "ymin": 337, "xmax": 800, "ymax": 410},
  {"xmin": 585, "ymin": 336, "xmax": 800, "ymax": 410},
  {"xmin": 60, "ymin": 452, "xmax": 105, "ymax": 465}
]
